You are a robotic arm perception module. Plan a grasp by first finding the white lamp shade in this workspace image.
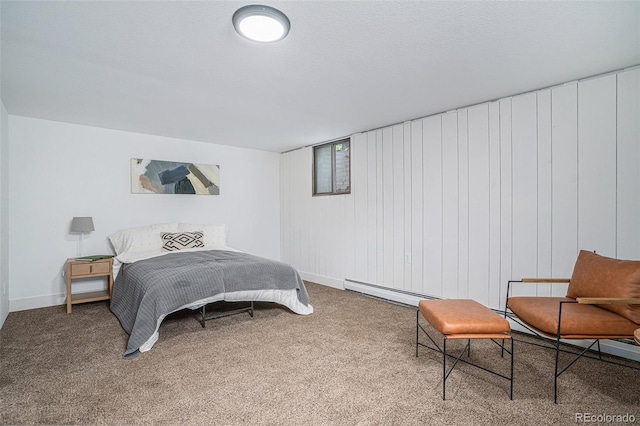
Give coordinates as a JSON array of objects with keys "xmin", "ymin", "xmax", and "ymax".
[{"xmin": 70, "ymin": 217, "xmax": 95, "ymax": 233}]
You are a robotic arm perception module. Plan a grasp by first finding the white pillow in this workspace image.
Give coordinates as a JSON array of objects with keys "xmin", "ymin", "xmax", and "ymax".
[
  {"xmin": 177, "ymin": 223, "xmax": 227, "ymax": 247},
  {"xmin": 108, "ymin": 222, "xmax": 179, "ymax": 255}
]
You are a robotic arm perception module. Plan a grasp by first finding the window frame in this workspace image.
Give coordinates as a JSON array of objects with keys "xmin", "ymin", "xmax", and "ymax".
[{"xmin": 312, "ymin": 138, "xmax": 351, "ymax": 196}]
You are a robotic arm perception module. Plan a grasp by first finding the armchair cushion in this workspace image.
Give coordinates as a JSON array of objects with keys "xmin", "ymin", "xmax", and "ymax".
[
  {"xmin": 566, "ymin": 250, "xmax": 640, "ymax": 324},
  {"xmin": 508, "ymin": 297, "xmax": 638, "ymax": 338}
]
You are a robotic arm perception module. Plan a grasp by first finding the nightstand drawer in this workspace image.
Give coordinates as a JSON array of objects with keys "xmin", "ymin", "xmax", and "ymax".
[
  {"xmin": 70, "ymin": 261, "xmax": 110, "ymax": 276},
  {"xmin": 90, "ymin": 261, "xmax": 111, "ymax": 274}
]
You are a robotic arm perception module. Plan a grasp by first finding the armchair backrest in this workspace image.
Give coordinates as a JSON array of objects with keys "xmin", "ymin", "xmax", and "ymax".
[{"xmin": 567, "ymin": 250, "xmax": 640, "ymax": 324}]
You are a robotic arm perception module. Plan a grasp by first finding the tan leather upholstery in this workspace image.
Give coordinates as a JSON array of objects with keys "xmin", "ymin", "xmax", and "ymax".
[
  {"xmin": 635, "ymin": 329, "xmax": 640, "ymax": 345},
  {"xmin": 508, "ymin": 296, "xmax": 638, "ymax": 338},
  {"xmin": 567, "ymin": 250, "xmax": 640, "ymax": 323},
  {"xmin": 419, "ymin": 299, "xmax": 510, "ymax": 337}
]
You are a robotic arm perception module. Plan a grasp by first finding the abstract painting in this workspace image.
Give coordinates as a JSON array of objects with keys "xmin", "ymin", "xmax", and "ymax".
[{"xmin": 131, "ymin": 159, "xmax": 220, "ymax": 195}]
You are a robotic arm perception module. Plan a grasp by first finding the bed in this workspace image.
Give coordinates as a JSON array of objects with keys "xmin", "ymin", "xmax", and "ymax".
[{"xmin": 108, "ymin": 222, "xmax": 313, "ymax": 359}]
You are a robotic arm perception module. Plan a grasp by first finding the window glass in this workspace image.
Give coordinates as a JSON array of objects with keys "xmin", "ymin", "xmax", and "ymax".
[
  {"xmin": 314, "ymin": 145, "xmax": 333, "ymax": 194},
  {"xmin": 334, "ymin": 143, "xmax": 350, "ymax": 193},
  {"xmin": 313, "ymin": 139, "xmax": 350, "ymax": 196}
]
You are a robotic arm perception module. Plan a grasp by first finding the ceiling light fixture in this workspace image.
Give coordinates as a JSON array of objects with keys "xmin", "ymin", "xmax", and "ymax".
[{"xmin": 232, "ymin": 4, "xmax": 290, "ymax": 43}]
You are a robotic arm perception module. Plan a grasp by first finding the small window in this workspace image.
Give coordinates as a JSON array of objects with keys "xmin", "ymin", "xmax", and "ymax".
[{"xmin": 313, "ymin": 139, "xmax": 350, "ymax": 196}]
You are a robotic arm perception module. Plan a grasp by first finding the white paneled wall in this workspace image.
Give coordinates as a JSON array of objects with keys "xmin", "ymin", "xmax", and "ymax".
[{"xmin": 281, "ymin": 69, "xmax": 640, "ymax": 310}]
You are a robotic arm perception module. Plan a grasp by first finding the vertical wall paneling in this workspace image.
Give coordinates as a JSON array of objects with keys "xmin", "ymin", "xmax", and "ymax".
[
  {"xmin": 312, "ymin": 181, "xmax": 321, "ymax": 276},
  {"xmin": 441, "ymin": 112, "xmax": 459, "ymax": 298},
  {"xmin": 578, "ymin": 75, "xmax": 617, "ymax": 256},
  {"xmin": 288, "ymin": 152, "xmax": 297, "ymax": 267},
  {"xmin": 303, "ymin": 148, "xmax": 312, "ymax": 272},
  {"xmin": 375, "ymin": 130, "xmax": 384, "ymax": 285},
  {"xmin": 467, "ymin": 104, "xmax": 490, "ymax": 305},
  {"xmin": 499, "ymin": 98, "xmax": 513, "ymax": 306},
  {"xmin": 392, "ymin": 124, "xmax": 405, "ymax": 289},
  {"xmin": 284, "ymin": 151, "xmax": 294, "ymax": 267},
  {"xmin": 403, "ymin": 122, "xmax": 413, "ymax": 290},
  {"xmin": 336, "ymin": 194, "xmax": 345, "ymax": 279},
  {"xmin": 322, "ymin": 195, "xmax": 332, "ymax": 276},
  {"xmin": 281, "ymin": 68, "xmax": 638, "ymax": 315},
  {"xmin": 616, "ymin": 69, "xmax": 640, "ymax": 260},
  {"xmin": 285, "ymin": 151, "xmax": 293, "ymax": 266},
  {"xmin": 511, "ymin": 93, "xmax": 538, "ymax": 296},
  {"xmin": 290, "ymin": 149, "xmax": 300, "ymax": 270},
  {"xmin": 488, "ymin": 102, "xmax": 502, "ymax": 308},
  {"xmin": 382, "ymin": 127, "xmax": 394, "ymax": 287},
  {"xmin": 280, "ymin": 153, "xmax": 288, "ymax": 262},
  {"xmin": 410, "ymin": 120, "xmax": 424, "ymax": 294},
  {"xmin": 329, "ymin": 194, "xmax": 341, "ymax": 279},
  {"xmin": 309, "ymin": 148, "xmax": 319, "ymax": 275},
  {"xmin": 366, "ymin": 131, "xmax": 377, "ymax": 283},
  {"xmin": 344, "ymin": 137, "xmax": 356, "ymax": 281},
  {"xmin": 353, "ymin": 133, "xmax": 368, "ymax": 282},
  {"xmin": 423, "ymin": 115, "xmax": 443, "ymax": 297},
  {"xmin": 457, "ymin": 110, "xmax": 469, "ymax": 298},
  {"xmin": 550, "ymin": 83, "xmax": 578, "ymax": 296},
  {"xmin": 536, "ymin": 89, "xmax": 553, "ymax": 297},
  {"xmin": 301, "ymin": 149, "xmax": 309, "ymax": 271},
  {"xmin": 304, "ymin": 148, "xmax": 316, "ymax": 273}
]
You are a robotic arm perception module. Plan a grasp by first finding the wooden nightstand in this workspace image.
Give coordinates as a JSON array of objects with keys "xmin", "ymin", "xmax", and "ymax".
[{"xmin": 66, "ymin": 258, "xmax": 114, "ymax": 314}]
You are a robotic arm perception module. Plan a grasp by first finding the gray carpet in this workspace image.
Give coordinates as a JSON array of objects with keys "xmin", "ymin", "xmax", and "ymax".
[{"xmin": 1, "ymin": 282, "xmax": 638, "ymax": 425}]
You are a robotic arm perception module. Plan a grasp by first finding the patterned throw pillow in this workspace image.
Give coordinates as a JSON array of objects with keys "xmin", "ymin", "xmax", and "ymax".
[{"xmin": 160, "ymin": 231, "xmax": 205, "ymax": 252}]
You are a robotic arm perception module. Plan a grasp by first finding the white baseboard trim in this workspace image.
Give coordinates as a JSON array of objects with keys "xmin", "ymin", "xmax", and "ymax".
[
  {"xmin": 0, "ymin": 306, "xmax": 8, "ymax": 329},
  {"xmin": 345, "ymin": 278, "xmax": 640, "ymax": 362},
  {"xmin": 10, "ymin": 293, "xmax": 65, "ymax": 312},
  {"xmin": 298, "ymin": 271, "xmax": 345, "ymax": 290}
]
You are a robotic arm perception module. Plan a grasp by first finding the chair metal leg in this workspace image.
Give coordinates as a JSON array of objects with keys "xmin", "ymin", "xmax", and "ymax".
[
  {"xmin": 554, "ymin": 354, "xmax": 559, "ymax": 404},
  {"xmin": 510, "ymin": 337, "xmax": 514, "ymax": 400},
  {"xmin": 416, "ymin": 309, "xmax": 420, "ymax": 357},
  {"xmin": 443, "ymin": 338, "xmax": 447, "ymax": 400}
]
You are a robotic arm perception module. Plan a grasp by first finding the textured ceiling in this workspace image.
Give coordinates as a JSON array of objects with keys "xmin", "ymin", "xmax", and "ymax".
[{"xmin": 1, "ymin": 1, "xmax": 639, "ymax": 153}]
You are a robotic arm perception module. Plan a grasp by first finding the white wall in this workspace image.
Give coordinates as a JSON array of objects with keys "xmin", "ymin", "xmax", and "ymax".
[
  {"xmin": 0, "ymin": 2, "xmax": 8, "ymax": 327},
  {"xmin": 0, "ymin": 101, "xmax": 9, "ymax": 327},
  {"xmin": 8, "ymin": 116, "xmax": 281, "ymax": 310},
  {"xmin": 281, "ymin": 68, "xmax": 640, "ymax": 310}
]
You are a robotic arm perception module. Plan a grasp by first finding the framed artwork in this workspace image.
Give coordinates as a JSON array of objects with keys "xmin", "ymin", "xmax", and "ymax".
[{"xmin": 131, "ymin": 158, "xmax": 220, "ymax": 195}]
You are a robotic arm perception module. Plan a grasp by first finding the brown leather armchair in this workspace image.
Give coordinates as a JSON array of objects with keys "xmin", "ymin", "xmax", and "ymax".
[{"xmin": 504, "ymin": 250, "xmax": 640, "ymax": 403}]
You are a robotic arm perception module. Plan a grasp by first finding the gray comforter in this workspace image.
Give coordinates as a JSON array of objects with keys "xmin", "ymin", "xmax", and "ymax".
[{"xmin": 110, "ymin": 250, "xmax": 310, "ymax": 358}]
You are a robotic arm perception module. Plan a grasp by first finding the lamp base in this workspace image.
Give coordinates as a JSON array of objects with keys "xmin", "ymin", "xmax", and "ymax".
[{"xmin": 77, "ymin": 232, "xmax": 84, "ymax": 258}]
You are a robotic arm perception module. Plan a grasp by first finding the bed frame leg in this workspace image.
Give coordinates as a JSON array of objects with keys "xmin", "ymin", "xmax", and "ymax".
[
  {"xmin": 198, "ymin": 301, "xmax": 255, "ymax": 327},
  {"xmin": 200, "ymin": 305, "xmax": 207, "ymax": 328}
]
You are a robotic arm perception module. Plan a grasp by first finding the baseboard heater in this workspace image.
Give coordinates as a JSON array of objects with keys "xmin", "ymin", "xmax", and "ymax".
[
  {"xmin": 343, "ymin": 278, "xmax": 640, "ymax": 362},
  {"xmin": 344, "ymin": 278, "xmax": 437, "ymax": 308}
]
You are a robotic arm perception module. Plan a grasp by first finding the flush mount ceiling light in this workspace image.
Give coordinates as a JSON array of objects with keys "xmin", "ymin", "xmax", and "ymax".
[{"xmin": 232, "ymin": 4, "xmax": 290, "ymax": 43}]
